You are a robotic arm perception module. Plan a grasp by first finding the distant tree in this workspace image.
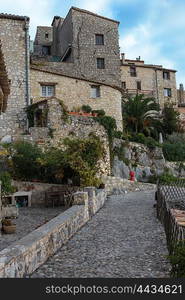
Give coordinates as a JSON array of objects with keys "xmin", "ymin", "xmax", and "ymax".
[{"xmin": 162, "ymin": 104, "xmax": 181, "ymax": 135}]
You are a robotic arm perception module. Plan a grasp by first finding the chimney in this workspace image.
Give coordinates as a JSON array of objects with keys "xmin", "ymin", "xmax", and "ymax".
[
  {"xmin": 136, "ymin": 56, "xmax": 141, "ymax": 61},
  {"xmin": 121, "ymin": 53, "xmax": 125, "ymax": 64}
]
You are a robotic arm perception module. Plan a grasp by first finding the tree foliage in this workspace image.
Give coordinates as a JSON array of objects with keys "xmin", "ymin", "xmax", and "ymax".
[
  {"xmin": 162, "ymin": 104, "xmax": 181, "ymax": 135},
  {"xmin": 122, "ymin": 94, "xmax": 160, "ymax": 135},
  {"xmin": 5, "ymin": 135, "xmax": 104, "ymax": 187}
]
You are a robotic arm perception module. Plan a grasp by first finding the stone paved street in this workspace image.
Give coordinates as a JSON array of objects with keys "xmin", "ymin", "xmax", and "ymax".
[{"xmin": 31, "ymin": 190, "xmax": 171, "ymax": 278}]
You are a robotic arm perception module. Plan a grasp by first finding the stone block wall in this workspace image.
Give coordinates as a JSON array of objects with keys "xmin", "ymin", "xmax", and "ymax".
[
  {"xmin": 0, "ymin": 16, "xmax": 29, "ymax": 139},
  {"xmin": 35, "ymin": 7, "xmax": 121, "ymax": 87},
  {"xmin": 30, "ymin": 68, "xmax": 123, "ymax": 130},
  {"xmin": 12, "ymin": 181, "xmax": 80, "ymax": 207},
  {"xmin": 0, "ymin": 186, "xmax": 108, "ymax": 277},
  {"xmin": 34, "ymin": 26, "xmax": 53, "ymax": 56},
  {"xmin": 15, "ymin": 98, "xmax": 112, "ymax": 176},
  {"xmin": 156, "ymin": 69, "xmax": 177, "ymax": 108},
  {"xmin": 70, "ymin": 8, "xmax": 121, "ymax": 87},
  {"xmin": 121, "ymin": 64, "xmax": 177, "ymax": 108}
]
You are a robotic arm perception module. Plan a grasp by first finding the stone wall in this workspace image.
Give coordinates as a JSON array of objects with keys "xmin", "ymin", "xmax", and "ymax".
[
  {"xmin": 34, "ymin": 7, "xmax": 121, "ymax": 87},
  {"xmin": 30, "ymin": 68, "xmax": 123, "ymax": 130},
  {"xmin": 176, "ymin": 107, "xmax": 185, "ymax": 129},
  {"xmin": 70, "ymin": 8, "xmax": 121, "ymax": 87},
  {"xmin": 0, "ymin": 187, "xmax": 108, "ymax": 278},
  {"xmin": 15, "ymin": 98, "xmax": 111, "ymax": 176},
  {"xmin": 121, "ymin": 63, "xmax": 177, "ymax": 108},
  {"xmin": 12, "ymin": 181, "xmax": 82, "ymax": 207},
  {"xmin": 177, "ymin": 86, "xmax": 185, "ymax": 106},
  {"xmin": 52, "ymin": 10, "xmax": 73, "ymax": 59},
  {"xmin": 156, "ymin": 69, "xmax": 177, "ymax": 108},
  {"xmin": 34, "ymin": 26, "xmax": 53, "ymax": 56},
  {"xmin": 0, "ymin": 16, "xmax": 29, "ymax": 139}
]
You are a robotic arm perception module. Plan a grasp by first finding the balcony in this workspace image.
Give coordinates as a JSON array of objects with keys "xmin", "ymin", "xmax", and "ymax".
[{"xmin": 122, "ymin": 89, "xmax": 155, "ymax": 97}]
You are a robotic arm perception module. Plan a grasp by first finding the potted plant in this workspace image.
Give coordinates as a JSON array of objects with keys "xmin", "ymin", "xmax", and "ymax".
[{"xmin": 2, "ymin": 218, "xmax": 16, "ymax": 234}]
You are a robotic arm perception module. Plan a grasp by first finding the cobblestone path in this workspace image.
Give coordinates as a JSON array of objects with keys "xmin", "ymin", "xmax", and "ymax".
[{"xmin": 31, "ymin": 190, "xmax": 170, "ymax": 278}]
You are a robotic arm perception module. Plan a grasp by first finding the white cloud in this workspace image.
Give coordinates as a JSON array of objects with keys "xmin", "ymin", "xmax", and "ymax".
[
  {"xmin": 0, "ymin": 0, "xmax": 54, "ymax": 38},
  {"xmin": 1, "ymin": 0, "xmax": 184, "ymax": 84},
  {"xmin": 120, "ymin": 24, "xmax": 175, "ymax": 70}
]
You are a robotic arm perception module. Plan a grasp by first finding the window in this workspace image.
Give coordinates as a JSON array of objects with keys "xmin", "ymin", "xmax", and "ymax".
[
  {"xmin": 95, "ymin": 34, "xmax": 104, "ymax": 45},
  {"xmin": 45, "ymin": 33, "xmax": 49, "ymax": 39},
  {"xmin": 137, "ymin": 81, "xmax": 141, "ymax": 90},
  {"xmin": 97, "ymin": 58, "xmax": 105, "ymax": 69},
  {"xmin": 91, "ymin": 85, "xmax": 100, "ymax": 98},
  {"xmin": 121, "ymin": 82, "xmax": 126, "ymax": 89},
  {"xmin": 41, "ymin": 85, "xmax": 55, "ymax": 97},
  {"xmin": 163, "ymin": 71, "xmax": 170, "ymax": 80},
  {"xmin": 130, "ymin": 65, "xmax": 137, "ymax": 77},
  {"xmin": 42, "ymin": 46, "xmax": 51, "ymax": 55},
  {"xmin": 164, "ymin": 88, "xmax": 172, "ymax": 97}
]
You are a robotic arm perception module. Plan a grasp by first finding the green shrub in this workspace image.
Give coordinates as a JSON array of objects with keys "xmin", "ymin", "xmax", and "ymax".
[
  {"xmin": 95, "ymin": 115, "xmax": 117, "ymax": 138},
  {"xmin": 92, "ymin": 109, "xmax": 106, "ymax": 117},
  {"xmin": 62, "ymin": 134, "xmax": 104, "ymax": 187},
  {"xmin": 11, "ymin": 141, "xmax": 42, "ymax": 180},
  {"xmin": 145, "ymin": 136, "xmax": 159, "ymax": 149},
  {"xmin": 113, "ymin": 131, "xmax": 124, "ymax": 139},
  {"xmin": 81, "ymin": 105, "xmax": 92, "ymax": 113},
  {"xmin": 148, "ymin": 172, "xmax": 185, "ymax": 185},
  {"xmin": 166, "ymin": 133, "xmax": 185, "ymax": 144},
  {"xmin": 129, "ymin": 133, "xmax": 146, "ymax": 144},
  {"xmin": 0, "ymin": 172, "xmax": 15, "ymax": 196},
  {"xmin": 168, "ymin": 241, "xmax": 185, "ymax": 278},
  {"xmin": 162, "ymin": 104, "xmax": 181, "ymax": 135},
  {"xmin": 163, "ymin": 142, "xmax": 185, "ymax": 161},
  {"xmin": 129, "ymin": 133, "xmax": 159, "ymax": 149}
]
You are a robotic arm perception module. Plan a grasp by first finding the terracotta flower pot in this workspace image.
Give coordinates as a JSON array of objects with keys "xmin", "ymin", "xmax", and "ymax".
[{"xmin": 2, "ymin": 224, "xmax": 16, "ymax": 234}]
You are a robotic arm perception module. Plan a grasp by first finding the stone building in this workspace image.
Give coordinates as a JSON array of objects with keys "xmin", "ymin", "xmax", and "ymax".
[
  {"xmin": 0, "ymin": 13, "xmax": 30, "ymax": 139},
  {"xmin": 0, "ymin": 7, "xmax": 183, "ymax": 143},
  {"xmin": 33, "ymin": 7, "xmax": 121, "ymax": 87},
  {"xmin": 31, "ymin": 6, "xmax": 123, "ymax": 130},
  {"xmin": 177, "ymin": 83, "xmax": 185, "ymax": 106},
  {"xmin": 33, "ymin": 26, "xmax": 53, "ymax": 56},
  {"xmin": 120, "ymin": 53, "xmax": 178, "ymax": 108},
  {"xmin": 30, "ymin": 65, "xmax": 123, "ymax": 130}
]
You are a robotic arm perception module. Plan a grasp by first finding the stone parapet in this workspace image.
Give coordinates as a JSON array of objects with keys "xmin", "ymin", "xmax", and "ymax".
[{"xmin": 0, "ymin": 186, "xmax": 108, "ymax": 278}]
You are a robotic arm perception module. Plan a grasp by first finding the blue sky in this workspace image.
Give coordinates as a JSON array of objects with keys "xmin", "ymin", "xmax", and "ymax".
[{"xmin": 0, "ymin": 0, "xmax": 185, "ymax": 85}]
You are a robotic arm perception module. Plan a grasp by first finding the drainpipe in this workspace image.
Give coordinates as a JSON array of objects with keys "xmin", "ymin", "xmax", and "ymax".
[
  {"xmin": 25, "ymin": 17, "xmax": 30, "ymax": 107},
  {"xmin": 154, "ymin": 68, "xmax": 159, "ymax": 104}
]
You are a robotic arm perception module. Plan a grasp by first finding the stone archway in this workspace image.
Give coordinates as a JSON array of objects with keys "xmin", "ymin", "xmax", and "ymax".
[{"xmin": 0, "ymin": 40, "xmax": 10, "ymax": 113}]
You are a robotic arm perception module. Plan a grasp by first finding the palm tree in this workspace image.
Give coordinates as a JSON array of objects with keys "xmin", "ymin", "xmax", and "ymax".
[{"xmin": 122, "ymin": 94, "xmax": 161, "ymax": 135}]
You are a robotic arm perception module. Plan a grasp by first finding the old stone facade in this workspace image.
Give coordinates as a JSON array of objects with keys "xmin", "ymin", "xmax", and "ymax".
[
  {"xmin": 34, "ymin": 26, "xmax": 53, "ymax": 56},
  {"xmin": 33, "ymin": 7, "xmax": 121, "ymax": 87},
  {"xmin": 177, "ymin": 83, "xmax": 185, "ymax": 106},
  {"xmin": 0, "ymin": 14, "xmax": 30, "ymax": 139},
  {"xmin": 30, "ymin": 67, "xmax": 123, "ymax": 130},
  {"xmin": 20, "ymin": 97, "xmax": 111, "ymax": 176},
  {"xmin": 121, "ymin": 54, "xmax": 178, "ymax": 108}
]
